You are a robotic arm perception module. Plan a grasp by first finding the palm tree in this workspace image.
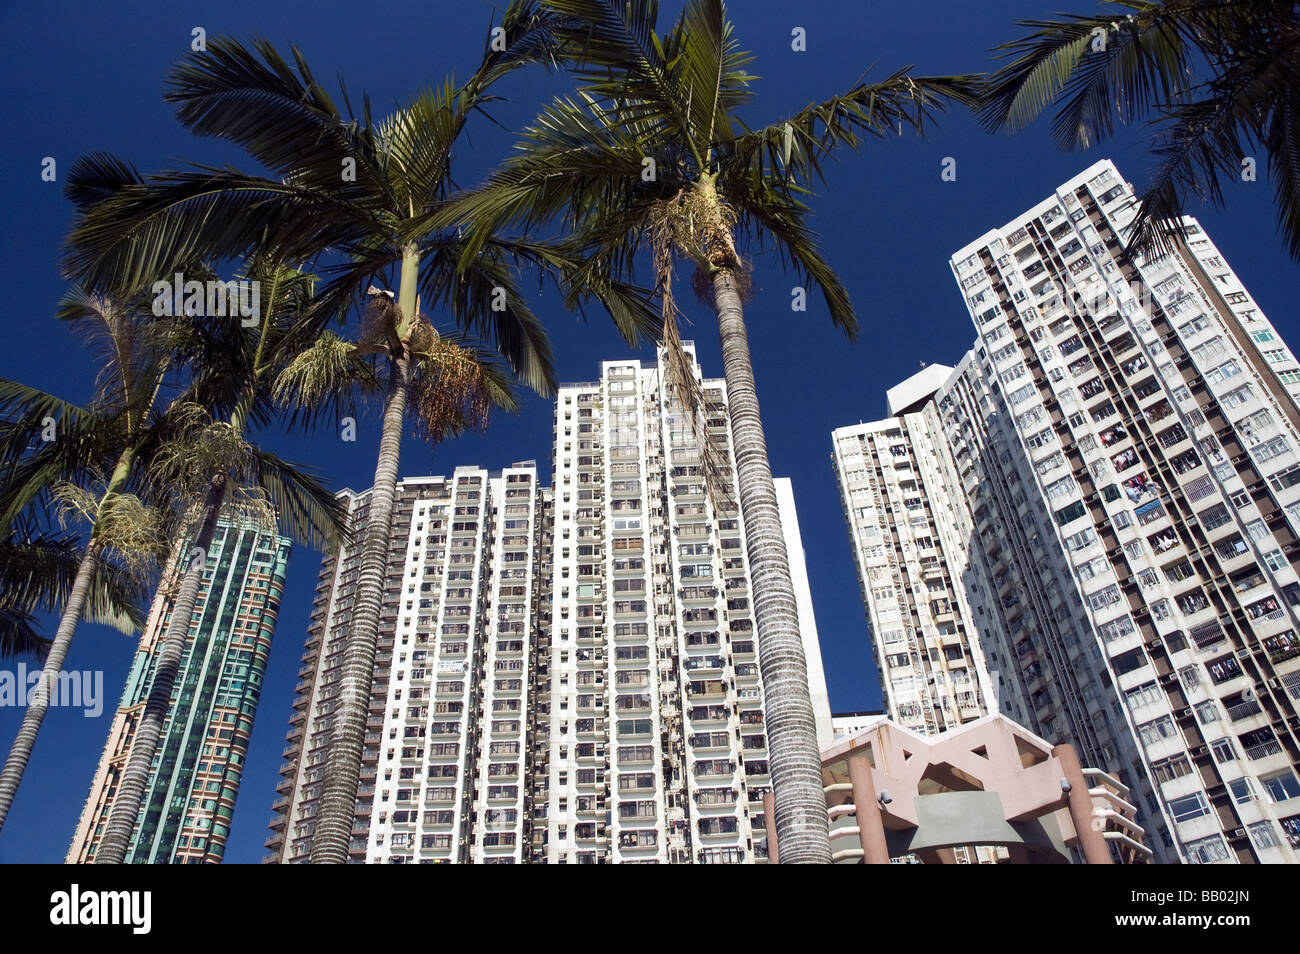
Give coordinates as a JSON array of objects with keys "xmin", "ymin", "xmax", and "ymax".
[
  {"xmin": 64, "ymin": 4, "xmax": 655, "ymax": 863},
  {"xmin": 92, "ymin": 262, "xmax": 355, "ymax": 863},
  {"xmin": 0, "ymin": 293, "xmax": 176, "ymax": 830},
  {"xmin": 0, "ymin": 287, "xmax": 345, "ymax": 834},
  {"xmin": 0, "ymin": 293, "xmax": 217, "ymax": 834},
  {"xmin": 977, "ymin": 0, "xmax": 1300, "ymax": 261},
  {"xmin": 443, "ymin": 0, "xmax": 979, "ymax": 862}
]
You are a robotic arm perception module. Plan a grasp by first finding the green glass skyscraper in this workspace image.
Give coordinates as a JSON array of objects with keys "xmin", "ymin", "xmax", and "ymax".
[{"xmin": 67, "ymin": 515, "xmax": 290, "ymax": 863}]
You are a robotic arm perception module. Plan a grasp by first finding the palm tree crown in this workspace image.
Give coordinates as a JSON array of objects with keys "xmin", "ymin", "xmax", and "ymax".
[{"xmin": 978, "ymin": 0, "xmax": 1300, "ymax": 262}]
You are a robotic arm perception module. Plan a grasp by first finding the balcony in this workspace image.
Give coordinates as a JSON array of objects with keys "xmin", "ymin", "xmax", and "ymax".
[
  {"xmin": 1246, "ymin": 739, "xmax": 1284, "ymax": 760},
  {"xmin": 1225, "ymin": 698, "xmax": 1263, "ymax": 722},
  {"xmin": 1263, "ymin": 630, "xmax": 1300, "ymax": 664}
]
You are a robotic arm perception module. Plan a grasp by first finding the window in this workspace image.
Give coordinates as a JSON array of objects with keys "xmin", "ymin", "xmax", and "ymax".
[
  {"xmin": 1228, "ymin": 777, "xmax": 1254, "ymax": 804},
  {"xmin": 1152, "ymin": 754, "xmax": 1193, "ymax": 784},
  {"xmin": 1036, "ymin": 451, "xmax": 1066, "ymax": 476},
  {"xmin": 1261, "ymin": 771, "xmax": 1300, "ymax": 803},
  {"xmin": 1064, "ymin": 527, "xmax": 1097, "ymax": 551},
  {"xmin": 1007, "ymin": 383, "xmax": 1036, "ymax": 405},
  {"xmin": 1195, "ymin": 700, "xmax": 1220, "ymax": 726},
  {"xmin": 1169, "ymin": 791, "xmax": 1211, "ymax": 823},
  {"xmin": 1125, "ymin": 680, "xmax": 1161, "ymax": 710},
  {"xmin": 1271, "ymin": 465, "xmax": 1300, "ymax": 493},
  {"xmin": 1211, "ymin": 738, "xmax": 1236, "ymax": 763},
  {"xmin": 1087, "ymin": 585, "xmax": 1122, "ymax": 610},
  {"xmin": 1191, "ymin": 336, "xmax": 1228, "ymax": 363},
  {"xmin": 1249, "ymin": 821, "xmax": 1281, "ymax": 850},
  {"xmin": 1205, "ymin": 361, "xmax": 1241, "ymax": 386},
  {"xmin": 1100, "ymin": 615, "xmax": 1135, "ymax": 642},
  {"xmin": 1185, "ymin": 834, "xmax": 1230, "ymax": 864},
  {"xmin": 1055, "ymin": 500, "xmax": 1087, "ymax": 526},
  {"xmin": 1137, "ymin": 715, "xmax": 1178, "ymax": 746},
  {"xmin": 1199, "ymin": 504, "xmax": 1232, "ymax": 531},
  {"xmin": 1253, "ymin": 435, "xmax": 1291, "ymax": 462},
  {"xmin": 1046, "ymin": 476, "xmax": 1077, "ymax": 501}
]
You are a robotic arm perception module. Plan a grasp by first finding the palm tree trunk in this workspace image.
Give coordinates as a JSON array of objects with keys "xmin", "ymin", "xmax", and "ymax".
[
  {"xmin": 712, "ymin": 267, "xmax": 831, "ymax": 863},
  {"xmin": 309, "ymin": 349, "xmax": 413, "ymax": 863},
  {"xmin": 93, "ymin": 471, "xmax": 229, "ymax": 863},
  {"xmin": 0, "ymin": 539, "xmax": 103, "ymax": 831}
]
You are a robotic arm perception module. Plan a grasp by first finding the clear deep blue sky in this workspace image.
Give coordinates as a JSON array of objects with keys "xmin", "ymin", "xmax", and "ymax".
[{"xmin": 0, "ymin": 0, "xmax": 1293, "ymax": 864}]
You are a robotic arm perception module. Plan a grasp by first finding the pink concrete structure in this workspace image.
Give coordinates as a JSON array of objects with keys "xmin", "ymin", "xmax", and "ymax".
[{"xmin": 772, "ymin": 714, "xmax": 1151, "ymax": 864}]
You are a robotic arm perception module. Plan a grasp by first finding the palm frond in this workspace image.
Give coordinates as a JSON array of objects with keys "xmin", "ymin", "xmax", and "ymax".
[
  {"xmin": 667, "ymin": 0, "xmax": 750, "ymax": 152},
  {"xmin": 380, "ymin": 80, "xmax": 463, "ymax": 216},
  {"xmin": 63, "ymin": 164, "xmax": 380, "ymax": 294},
  {"xmin": 417, "ymin": 237, "xmax": 557, "ymax": 396},
  {"xmin": 0, "ymin": 534, "xmax": 145, "ymax": 645},
  {"xmin": 165, "ymin": 35, "xmax": 391, "ymax": 207},
  {"xmin": 435, "ymin": 93, "xmax": 659, "ymax": 256},
  {"xmin": 978, "ymin": 5, "xmax": 1196, "ymax": 148},
  {"xmin": 63, "ymin": 152, "xmax": 144, "ymax": 213},
  {"xmin": 726, "ymin": 70, "xmax": 981, "ymax": 194},
  {"xmin": 56, "ymin": 287, "xmax": 173, "ymax": 423},
  {"xmin": 469, "ymin": 0, "xmax": 578, "ymax": 89},
  {"xmin": 540, "ymin": 0, "xmax": 700, "ymax": 157},
  {"xmin": 727, "ymin": 177, "xmax": 857, "ymax": 338},
  {"xmin": 247, "ymin": 448, "xmax": 350, "ymax": 551},
  {"xmin": 0, "ymin": 609, "xmax": 49, "ymax": 661},
  {"xmin": 270, "ymin": 331, "xmax": 379, "ymax": 431},
  {"xmin": 1266, "ymin": 89, "xmax": 1300, "ymax": 261}
]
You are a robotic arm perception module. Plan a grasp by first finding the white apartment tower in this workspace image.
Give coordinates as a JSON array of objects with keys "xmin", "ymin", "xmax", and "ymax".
[
  {"xmin": 269, "ymin": 348, "xmax": 832, "ymax": 863},
  {"xmin": 267, "ymin": 465, "xmax": 552, "ymax": 863},
  {"xmin": 949, "ymin": 159, "xmax": 1300, "ymax": 863},
  {"xmin": 831, "ymin": 371, "xmax": 1000, "ymax": 738},
  {"xmin": 835, "ymin": 354, "xmax": 1176, "ymax": 862},
  {"xmin": 540, "ymin": 345, "xmax": 831, "ymax": 864}
]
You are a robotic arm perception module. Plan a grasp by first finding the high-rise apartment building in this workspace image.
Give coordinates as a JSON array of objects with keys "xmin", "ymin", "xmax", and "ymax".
[
  {"xmin": 269, "ymin": 346, "xmax": 832, "ymax": 864},
  {"xmin": 68, "ymin": 515, "xmax": 291, "ymax": 863},
  {"xmin": 540, "ymin": 345, "xmax": 831, "ymax": 864},
  {"xmin": 266, "ymin": 464, "xmax": 551, "ymax": 864},
  {"xmin": 947, "ymin": 159, "xmax": 1300, "ymax": 863},
  {"xmin": 835, "ymin": 356, "xmax": 1175, "ymax": 862},
  {"xmin": 931, "ymin": 354, "xmax": 1156, "ymax": 802},
  {"xmin": 831, "ymin": 369, "xmax": 999, "ymax": 737}
]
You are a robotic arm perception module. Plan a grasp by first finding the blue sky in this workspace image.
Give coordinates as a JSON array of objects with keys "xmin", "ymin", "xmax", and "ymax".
[{"xmin": 0, "ymin": 0, "xmax": 1294, "ymax": 864}]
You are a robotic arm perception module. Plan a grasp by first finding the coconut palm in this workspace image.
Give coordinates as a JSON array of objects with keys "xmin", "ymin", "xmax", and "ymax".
[
  {"xmin": 64, "ymin": 5, "xmax": 656, "ymax": 863},
  {"xmin": 0, "ymin": 285, "xmax": 347, "ymax": 835},
  {"xmin": 442, "ymin": 0, "xmax": 979, "ymax": 862},
  {"xmin": 977, "ymin": 0, "xmax": 1300, "ymax": 261},
  {"xmin": 0, "ymin": 294, "xmax": 177, "ymax": 830},
  {"xmin": 92, "ymin": 262, "xmax": 358, "ymax": 863}
]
